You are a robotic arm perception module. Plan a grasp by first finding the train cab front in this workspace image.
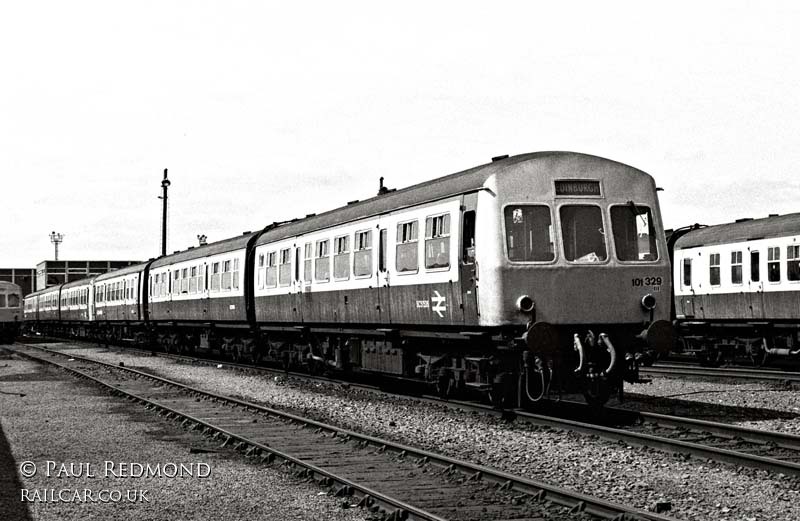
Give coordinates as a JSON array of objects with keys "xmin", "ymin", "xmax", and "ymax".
[{"xmin": 489, "ymin": 155, "xmax": 672, "ymax": 407}]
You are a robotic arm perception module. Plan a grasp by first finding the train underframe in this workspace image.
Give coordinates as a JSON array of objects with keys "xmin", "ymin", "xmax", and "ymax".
[
  {"xmin": 26, "ymin": 319, "xmax": 655, "ymax": 407},
  {"xmin": 675, "ymin": 321, "xmax": 800, "ymax": 367}
]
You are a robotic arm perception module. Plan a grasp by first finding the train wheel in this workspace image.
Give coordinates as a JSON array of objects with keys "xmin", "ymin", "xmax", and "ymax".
[
  {"xmin": 581, "ymin": 376, "xmax": 611, "ymax": 407},
  {"xmin": 436, "ymin": 369, "xmax": 453, "ymax": 399},
  {"xmin": 748, "ymin": 339, "xmax": 768, "ymax": 367}
]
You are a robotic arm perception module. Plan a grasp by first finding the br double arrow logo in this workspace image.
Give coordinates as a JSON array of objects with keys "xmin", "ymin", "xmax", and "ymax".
[{"xmin": 431, "ymin": 291, "xmax": 446, "ymax": 318}]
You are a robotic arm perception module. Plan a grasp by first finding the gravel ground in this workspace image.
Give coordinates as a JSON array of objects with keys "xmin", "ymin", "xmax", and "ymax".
[
  {"xmin": 46, "ymin": 344, "xmax": 800, "ymax": 521},
  {"xmin": 622, "ymin": 377, "xmax": 800, "ymax": 435},
  {"xmin": 0, "ymin": 356, "xmax": 368, "ymax": 521}
]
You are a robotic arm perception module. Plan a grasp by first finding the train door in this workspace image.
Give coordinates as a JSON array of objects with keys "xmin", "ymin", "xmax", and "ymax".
[
  {"xmin": 377, "ymin": 227, "xmax": 391, "ymax": 324},
  {"xmin": 679, "ymin": 257, "xmax": 697, "ymax": 318},
  {"xmin": 87, "ymin": 284, "xmax": 93, "ymax": 321},
  {"xmin": 460, "ymin": 194, "xmax": 479, "ymax": 324},
  {"xmin": 293, "ymin": 245, "xmax": 305, "ymax": 323},
  {"xmin": 748, "ymin": 250, "xmax": 764, "ymax": 319},
  {"xmin": 88, "ymin": 285, "xmax": 95, "ymax": 321}
]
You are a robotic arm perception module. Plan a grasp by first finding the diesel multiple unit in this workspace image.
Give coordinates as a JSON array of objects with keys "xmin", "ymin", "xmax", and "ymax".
[
  {"xmin": 671, "ymin": 213, "xmax": 800, "ymax": 364},
  {"xmin": 0, "ymin": 281, "xmax": 22, "ymax": 344},
  {"xmin": 23, "ymin": 152, "xmax": 673, "ymax": 406}
]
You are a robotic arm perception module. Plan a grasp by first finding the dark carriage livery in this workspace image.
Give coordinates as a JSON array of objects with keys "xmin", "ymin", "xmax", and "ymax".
[
  {"xmin": 0, "ymin": 281, "xmax": 22, "ymax": 343},
  {"xmin": 23, "ymin": 152, "xmax": 672, "ymax": 406},
  {"xmin": 671, "ymin": 213, "xmax": 800, "ymax": 364}
]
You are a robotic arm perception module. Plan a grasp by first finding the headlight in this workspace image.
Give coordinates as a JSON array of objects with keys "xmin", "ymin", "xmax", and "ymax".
[
  {"xmin": 641, "ymin": 294, "xmax": 656, "ymax": 310},
  {"xmin": 516, "ymin": 295, "xmax": 535, "ymax": 313}
]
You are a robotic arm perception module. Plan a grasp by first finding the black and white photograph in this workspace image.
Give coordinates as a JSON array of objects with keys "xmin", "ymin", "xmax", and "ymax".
[{"xmin": 2, "ymin": 2, "xmax": 800, "ymax": 520}]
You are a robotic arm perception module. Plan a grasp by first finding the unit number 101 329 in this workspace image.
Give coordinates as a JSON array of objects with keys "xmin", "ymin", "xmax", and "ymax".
[{"xmin": 631, "ymin": 277, "xmax": 662, "ymax": 290}]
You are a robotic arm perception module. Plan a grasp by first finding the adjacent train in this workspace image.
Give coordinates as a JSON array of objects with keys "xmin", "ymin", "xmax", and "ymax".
[
  {"xmin": 0, "ymin": 281, "xmax": 22, "ymax": 344},
  {"xmin": 22, "ymin": 152, "xmax": 673, "ymax": 406},
  {"xmin": 669, "ymin": 213, "xmax": 800, "ymax": 365}
]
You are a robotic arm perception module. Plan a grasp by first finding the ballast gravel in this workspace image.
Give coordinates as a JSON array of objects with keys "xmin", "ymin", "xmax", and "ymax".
[
  {"xmin": 623, "ymin": 377, "xmax": 800, "ymax": 435},
  {"xmin": 50, "ymin": 345, "xmax": 800, "ymax": 521},
  {"xmin": 0, "ymin": 357, "xmax": 368, "ymax": 521}
]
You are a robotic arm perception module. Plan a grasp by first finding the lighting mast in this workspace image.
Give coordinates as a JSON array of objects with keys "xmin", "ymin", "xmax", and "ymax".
[{"xmin": 49, "ymin": 231, "xmax": 64, "ymax": 261}]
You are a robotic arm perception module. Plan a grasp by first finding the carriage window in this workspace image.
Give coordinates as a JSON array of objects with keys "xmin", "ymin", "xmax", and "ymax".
[
  {"xmin": 354, "ymin": 230, "xmax": 372, "ymax": 277},
  {"xmin": 396, "ymin": 220, "xmax": 419, "ymax": 272},
  {"xmin": 683, "ymin": 258, "xmax": 692, "ymax": 286},
  {"xmin": 211, "ymin": 263, "xmax": 221, "ymax": 291},
  {"xmin": 334, "ymin": 236, "xmax": 350, "ymax": 280},
  {"xmin": 0, "ymin": 294, "xmax": 6, "ymax": 307},
  {"xmin": 425, "ymin": 214, "xmax": 450, "ymax": 269},
  {"xmin": 559, "ymin": 205, "xmax": 606, "ymax": 262},
  {"xmin": 295, "ymin": 247, "xmax": 301, "ymax": 282},
  {"xmin": 190, "ymin": 266, "xmax": 198, "ymax": 293},
  {"xmin": 768, "ymin": 247, "xmax": 780, "ymax": 282},
  {"xmin": 266, "ymin": 252, "xmax": 277, "ymax": 288},
  {"xmin": 709, "ymin": 253, "xmax": 720, "ymax": 286},
  {"xmin": 181, "ymin": 268, "xmax": 189, "ymax": 293},
  {"xmin": 304, "ymin": 243, "xmax": 313, "ymax": 282},
  {"xmin": 462, "ymin": 210, "xmax": 476, "ymax": 263},
  {"xmin": 315, "ymin": 240, "xmax": 330, "ymax": 282},
  {"xmin": 222, "ymin": 260, "xmax": 233, "ymax": 290},
  {"xmin": 610, "ymin": 205, "xmax": 657, "ymax": 261},
  {"xmin": 751, "ymin": 251, "xmax": 760, "ymax": 282},
  {"xmin": 233, "ymin": 258, "xmax": 240, "ymax": 289},
  {"xmin": 279, "ymin": 249, "xmax": 291, "ymax": 286},
  {"xmin": 379, "ymin": 229, "xmax": 388, "ymax": 272},
  {"xmin": 505, "ymin": 206, "xmax": 554, "ymax": 262},
  {"xmin": 257, "ymin": 253, "xmax": 265, "ymax": 289},
  {"xmin": 788, "ymin": 246, "xmax": 800, "ymax": 281},
  {"xmin": 731, "ymin": 251, "xmax": 742, "ymax": 284}
]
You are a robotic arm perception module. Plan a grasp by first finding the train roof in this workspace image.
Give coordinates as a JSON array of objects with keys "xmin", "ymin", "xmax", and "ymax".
[
  {"xmin": 94, "ymin": 262, "xmax": 147, "ymax": 281},
  {"xmin": 150, "ymin": 232, "xmax": 257, "ymax": 268},
  {"xmin": 255, "ymin": 151, "xmax": 648, "ymax": 246},
  {"xmin": 62, "ymin": 277, "xmax": 93, "ymax": 289},
  {"xmin": 675, "ymin": 212, "xmax": 800, "ymax": 249},
  {"xmin": 0, "ymin": 281, "xmax": 21, "ymax": 290},
  {"xmin": 26, "ymin": 285, "xmax": 61, "ymax": 298},
  {"xmin": 144, "ymin": 151, "xmax": 648, "ymax": 265}
]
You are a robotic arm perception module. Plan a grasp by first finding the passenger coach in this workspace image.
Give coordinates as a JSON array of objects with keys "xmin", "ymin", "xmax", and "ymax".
[
  {"xmin": 23, "ymin": 152, "xmax": 672, "ymax": 407},
  {"xmin": 672, "ymin": 213, "xmax": 800, "ymax": 364},
  {"xmin": 0, "ymin": 281, "xmax": 22, "ymax": 343}
]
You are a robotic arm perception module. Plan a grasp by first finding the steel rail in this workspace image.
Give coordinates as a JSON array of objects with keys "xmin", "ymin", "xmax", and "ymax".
[
  {"xmin": 641, "ymin": 364, "xmax": 800, "ymax": 383},
  {"xmin": 12, "ymin": 347, "xmax": 446, "ymax": 521},
  {"xmin": 13, "ymin": 344, "xmax": 674, "ymax": 521},
  {"xmin": 32, "ymin": 342, "xmax": 800, "ymax": 477}
]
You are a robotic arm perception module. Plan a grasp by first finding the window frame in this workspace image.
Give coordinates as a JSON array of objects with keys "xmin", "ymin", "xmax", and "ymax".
[
  {"xmin": 608, "ymin": 204, "xmax": 659, "ymax": 263},
  {"xmin": 278, "ymin": 248, "xmax": 291, "ymax": 287},
  {"xmin": 266, "ymin": 251, "xmax": 278, "ymax": 289},
  {"xmin": 558, "ymin": 203, "xmax": 608, "ymax": 264},
  {"xmin": 304, "ymin": 243, "xmax": 313, "ymax": 283},
  {"xmin": 682, "ymin": 257, "xmax": 692, "ymax": 287},
  {"xmin": 333, "ymin": 235, "xmax": 351, "ymax": 281},
  {"xmin": 767, "ymin": 246, "xmax": 781, "ymax": 283},
  {"xmin": 750, "ymin": 250, "xmax": 760, "ymax": 283},
  {"xmin": 502, "ymin": 203, "xmax": 556, "ymax": 264},
  {"xmin": 709, "ymin": 252, "xmax": 721, "ymax": 287},
  {"xmin": 424, "ymin": 213, "xmax": 452, "ymax": 271},
  {"xmin": 788, "ymin": 245, "xmax": 800, "ymax": 282},
  {"xmin": 353, "ymin": 229, "xmax": 373, "ymax": 278},
  {"xmin": 315, "ymin": 239, "xmax": 331, "ymax": 282},
  {"xmin": 395, "ymin": 219, "xmax": 420, "ymax": 274},
  {"xmin": 730, "ymin": 250, "xmax": 743, "ymax": 285}
]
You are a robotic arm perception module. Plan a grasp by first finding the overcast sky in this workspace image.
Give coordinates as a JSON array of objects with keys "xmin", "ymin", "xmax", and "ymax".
[{"xmin": 2, "ymin": 1, "xmax": 799, "ymax": 267}]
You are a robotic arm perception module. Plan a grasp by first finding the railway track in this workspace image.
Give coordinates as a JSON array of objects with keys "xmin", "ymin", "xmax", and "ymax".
[
  {"xmin": 640, "ymin": 363, "xmax": 800, "ymax": 384},
  {"xmin": 9, "ymin": 343, "xmax": 672, "ymax": 521},
  {"xmin": 26, "ymin": 341, "xmax": 800, "ymax": 481}
]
